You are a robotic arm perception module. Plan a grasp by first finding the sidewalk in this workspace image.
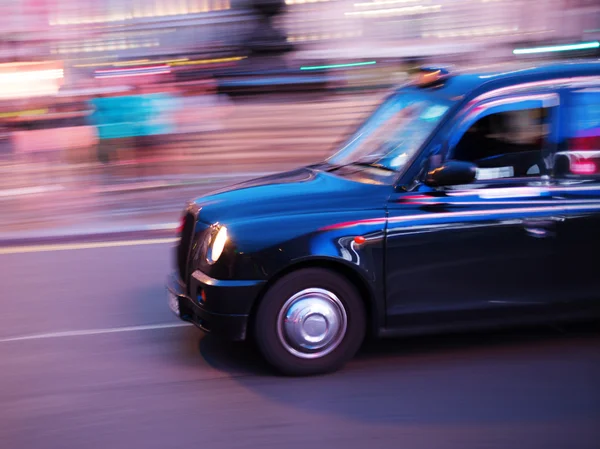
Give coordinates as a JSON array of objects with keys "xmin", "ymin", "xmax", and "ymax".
[
  {"xmin": 0, "ymin": 171, "xmax": 276, "ymax": 242},
  {"xmin": 0, "ymin": 92, "xmax": 382, "ymax": 242},
  {"xmin": 0, "ymin": 92, "xmax": 380, "ymax": 188}
]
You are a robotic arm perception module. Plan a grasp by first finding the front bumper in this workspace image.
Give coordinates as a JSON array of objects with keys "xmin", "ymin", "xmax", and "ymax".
[{"xmin": 166, "ymin": 271, "xmax": 265, "ymax": 341}]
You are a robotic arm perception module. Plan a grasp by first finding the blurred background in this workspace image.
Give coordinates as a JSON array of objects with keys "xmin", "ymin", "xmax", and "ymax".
[
  {"xmin": 0, "ymin": 0, "xmax": 599, "ymax": 232},
  {"xmin": 2, "ymin": 4, "xmax": 600, "ymax": 449}
]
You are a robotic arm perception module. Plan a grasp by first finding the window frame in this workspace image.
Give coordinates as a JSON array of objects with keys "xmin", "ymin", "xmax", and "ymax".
[{"xmin": 442, "ymin": 92, "xmax": 560, "ymax": 183}]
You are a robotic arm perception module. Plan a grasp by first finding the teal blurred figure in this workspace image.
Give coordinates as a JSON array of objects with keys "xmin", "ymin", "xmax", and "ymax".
[{"xmin": 87, "ymin": 89, "xmax": 178, "ymax": 164}]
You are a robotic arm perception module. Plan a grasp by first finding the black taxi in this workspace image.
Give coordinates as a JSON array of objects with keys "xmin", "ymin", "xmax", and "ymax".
[{"xmin": 167, "ymin": 61, "xmax": 600, "ymax": 375}]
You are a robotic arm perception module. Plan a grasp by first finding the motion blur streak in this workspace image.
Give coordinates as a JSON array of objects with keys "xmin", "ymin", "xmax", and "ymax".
[
  {"xmin": 0, "ymin": 238, "xmax": 177, "ymax": 255},
  {"xmin": 300, "ymin": 61, "xmax": 377, "ymax": 70},
  {"xmin": 0, "ymin": 323, "xmax": 192, "ymax": 344},
  {"xmin": 513, "ymin": 41, "xmax": 600, "ymax": 55}
]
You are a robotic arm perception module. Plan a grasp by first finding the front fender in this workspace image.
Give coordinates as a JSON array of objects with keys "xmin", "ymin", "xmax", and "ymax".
[
  {"xmin": 196, "ymin": 210, "xmax": 386, "ymax": 326},
  {"xmin": 205, "ymin": 211, "xmax": 386, "ymax": 277}
]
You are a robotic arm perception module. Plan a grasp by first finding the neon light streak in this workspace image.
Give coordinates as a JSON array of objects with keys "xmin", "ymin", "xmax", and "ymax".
[
  {"xmin": 300, "ymin": 61, "xmax": 377, "ymax": 71},
  {"xmin": 513, "ymin": 41, "xmax": 599, "ymax": 55}
]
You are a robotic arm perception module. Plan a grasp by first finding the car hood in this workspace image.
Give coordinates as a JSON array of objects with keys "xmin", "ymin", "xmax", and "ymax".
[{"xmin": 193, "ymin": 167, "xmax": 390, "ymax": 224}]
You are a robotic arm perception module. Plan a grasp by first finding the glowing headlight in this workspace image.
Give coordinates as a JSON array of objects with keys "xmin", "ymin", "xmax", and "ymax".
[{"xmin": 207, "ymin": 226, "xmax": 228, "ymax": 264}]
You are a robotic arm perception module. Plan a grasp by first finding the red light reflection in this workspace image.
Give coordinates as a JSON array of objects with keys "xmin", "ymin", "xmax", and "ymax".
[{"xmin": 571, "ymin": 160, "xmax": 597, "ymax": 175}]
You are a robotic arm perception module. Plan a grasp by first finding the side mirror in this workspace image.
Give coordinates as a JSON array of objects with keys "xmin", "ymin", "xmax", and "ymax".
[{"xmin": 424, "ymin": 160, "xmax": 477, "ymax": 187}]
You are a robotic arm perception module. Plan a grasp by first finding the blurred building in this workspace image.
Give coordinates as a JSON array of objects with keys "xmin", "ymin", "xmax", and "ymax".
[
  {"xmin": 562, "ymin": 0, "xmax": 600, "ymax": 42},
  {"xmin": 47, "ymin": 0, "xmax": 236, "ymax": 54},
  {"xmin": 3, "ymin": 0, "xmax": 599, "ymax": 63},
  {"xmin": 2, "ymin": 0, "xmax": 256, "ymax": 63},
  {"xmin": 0, "ymin": 0, "xmax": 54, "ymax": 61},
  {"xmin": 0, "ymin": 0, "xmax": 598, "ymax": 88},
  {"xmin": 284, "ymin": 0, "xmax": 600, "ymax": 61}
]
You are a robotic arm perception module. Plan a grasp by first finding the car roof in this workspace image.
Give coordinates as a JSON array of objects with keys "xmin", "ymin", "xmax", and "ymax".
[{"xmin": 400, "ymin": 59, "xmax": 600, "ymax": 101}]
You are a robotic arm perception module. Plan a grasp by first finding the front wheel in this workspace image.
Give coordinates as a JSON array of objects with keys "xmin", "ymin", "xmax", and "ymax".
[{"xmin": 254, "ymin": 268, "xmax": 366, "ymax": 376}]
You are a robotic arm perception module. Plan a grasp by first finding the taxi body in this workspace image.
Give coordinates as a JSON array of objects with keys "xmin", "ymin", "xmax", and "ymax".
[{"xmin": 168, "ymin": 61, "xmax": 600, "ymax": 375}]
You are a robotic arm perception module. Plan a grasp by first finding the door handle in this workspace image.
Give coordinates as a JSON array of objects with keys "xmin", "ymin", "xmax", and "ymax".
[{"xmin": 523, "ymin": 219, "xmax": 556, "ymax": 238}]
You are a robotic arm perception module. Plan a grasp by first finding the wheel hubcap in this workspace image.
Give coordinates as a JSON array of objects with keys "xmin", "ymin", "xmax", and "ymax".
[{"xmin": 277, "ymin": 288, "xmax": 348, "ymax": 359}]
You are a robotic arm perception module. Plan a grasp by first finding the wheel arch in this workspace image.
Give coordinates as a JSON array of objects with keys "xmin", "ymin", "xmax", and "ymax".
[{"xmin": 248, "ymin": 256, "xmax": 382, "ymax": 339}]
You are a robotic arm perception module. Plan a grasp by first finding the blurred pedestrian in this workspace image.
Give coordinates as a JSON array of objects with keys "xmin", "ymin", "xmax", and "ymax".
[
  {"xmin": 87, "ymin": 90, "xmax": 133, "ymax": 164},
  {"xmin": 130, "ymin": 83, "xmax": 180, "ymax": 177}
]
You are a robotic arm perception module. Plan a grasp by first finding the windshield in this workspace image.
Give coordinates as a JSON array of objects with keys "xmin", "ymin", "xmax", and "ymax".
[{"xmin": 327, "ymin": 92, "xmax": 451, "ymax": 172}]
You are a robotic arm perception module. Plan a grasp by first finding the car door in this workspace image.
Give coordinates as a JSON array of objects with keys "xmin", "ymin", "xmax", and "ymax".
[
  {"xmin": 551, "ymin": 84, "xmax": 600, "ymax": 311},
  {"xmin": 385, "ymin": 92, "xmax": 563, "ymax": 330}
]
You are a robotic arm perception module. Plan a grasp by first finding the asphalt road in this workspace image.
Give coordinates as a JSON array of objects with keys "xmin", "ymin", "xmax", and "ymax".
[{"xmin": 1, "ymin": 240, "xmax": 600, "ymax": 449}]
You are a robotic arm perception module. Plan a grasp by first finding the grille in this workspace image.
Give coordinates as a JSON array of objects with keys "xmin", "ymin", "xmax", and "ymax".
[{"xmin": 177, "ymin": 211, "xmax": 197, "ymax": 282}]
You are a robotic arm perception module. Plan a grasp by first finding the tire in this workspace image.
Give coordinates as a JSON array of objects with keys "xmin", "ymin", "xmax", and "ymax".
[{"xmin": 254, "ymin": 267, "xmax": 366, "ymax": 376}]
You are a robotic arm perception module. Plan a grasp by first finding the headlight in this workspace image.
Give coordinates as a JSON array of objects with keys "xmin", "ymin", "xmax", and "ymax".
[{"xmin": 206, "ymin": 226, "xmax": 228, "ymax": 264}]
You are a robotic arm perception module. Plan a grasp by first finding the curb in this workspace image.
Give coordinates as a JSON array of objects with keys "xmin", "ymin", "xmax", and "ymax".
[
  {"xmin": 90, "ymin": 179, "xmax": 214, "ymax": 194},
  {"xmin": 0, "ymin": 185, "xmax": 66, "ymax": 198},
  {"xmin": 0, "ymin": 171, "xmax": 276, "ymax": 198},
  {"xmin": 0, "ymin": 222, "xmax": 180, "ymax": 247},
  {"xmin": 0, "ymin": 180, "xmax": 209, "ymax": 199},
  {"xmin": 92, "ymin": 170, "xmax": 276, "ymax": 193}
]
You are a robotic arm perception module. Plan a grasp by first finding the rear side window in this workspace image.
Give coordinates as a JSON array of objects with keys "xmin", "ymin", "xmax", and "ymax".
[
  {"xmin": 555, "ymin": 89, "xmax": 600, "ymax": 177},
  {"xmin": 568, "ymin": 89, "xmax": 600, "ymax": 151}
]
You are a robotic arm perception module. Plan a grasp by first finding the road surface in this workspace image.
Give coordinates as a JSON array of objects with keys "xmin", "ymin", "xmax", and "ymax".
[{"xmin": 1, "ymin": 239, "xmax": 600, "ymax": 449}]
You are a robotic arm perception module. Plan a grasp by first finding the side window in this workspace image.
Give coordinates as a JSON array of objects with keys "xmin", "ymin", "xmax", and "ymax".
[
  {"xmin": 452, "ymin": 107, "xmax": 551, "ymax": 180},
  {"xmin": 555, "ymin": 88, "xmax": 600, "ymax": 177}
]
